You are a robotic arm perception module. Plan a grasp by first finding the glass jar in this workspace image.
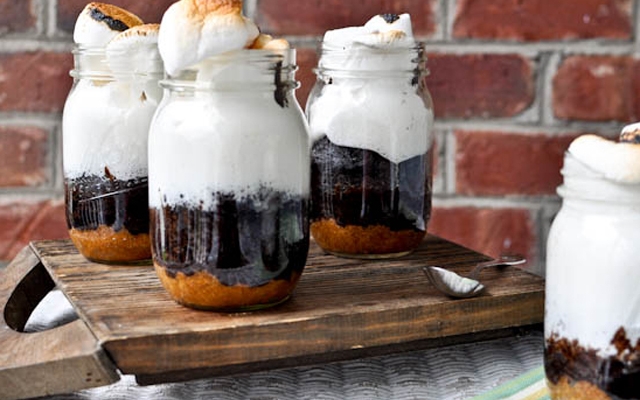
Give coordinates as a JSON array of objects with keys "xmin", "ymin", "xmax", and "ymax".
[
  {"xmin": 306, "ymin": 43, "xmax": 434, "ymax": 259},
  {"xmin": 62, "ymin": 46, "xmax": 163, "ymax": 263},
  {"xmin": 545, "ymin": 150, "xmax": 640, "ymax": 398},
  {"xmin": 148, "ymin": 49, "xmax": 310, "ymax": 311}
]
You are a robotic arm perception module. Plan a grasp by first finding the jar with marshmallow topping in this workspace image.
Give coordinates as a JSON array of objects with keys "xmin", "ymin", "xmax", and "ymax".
[
  {"xmin": 63, "ymin": 22, "xmax": 163, "ymax": 264},
  {"xmin": 148, "ymin": 49, "xmax": 310, "ymax": 311},
  {"xmin": 307, "ymin": 14, "xmax": 434, "ymax": 258},
  {"xmin": 545, "ymin": 132, "xmax": 640, "ymax": 399}
]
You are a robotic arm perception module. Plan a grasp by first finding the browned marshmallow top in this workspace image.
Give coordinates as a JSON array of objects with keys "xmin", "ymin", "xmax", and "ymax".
[{"xmin": 86, "ymin": 2, "xmax": 143, "ymax": 32}]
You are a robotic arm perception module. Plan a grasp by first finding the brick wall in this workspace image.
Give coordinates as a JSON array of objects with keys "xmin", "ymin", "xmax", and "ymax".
[{"xmin": 0, "ymin": 0, "xmax": 637, "ymax": 274}]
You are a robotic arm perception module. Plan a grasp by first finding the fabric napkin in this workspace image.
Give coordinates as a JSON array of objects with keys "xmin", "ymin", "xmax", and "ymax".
[{"xmin": 470, "ymin": 366, "xmax": 550, "ymax": 400}]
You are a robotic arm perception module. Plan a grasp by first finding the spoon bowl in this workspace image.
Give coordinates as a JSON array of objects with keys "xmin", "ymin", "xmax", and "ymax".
[{"xmin": 422, "ymin": 255, "xmax": 526, "ymax": 298}]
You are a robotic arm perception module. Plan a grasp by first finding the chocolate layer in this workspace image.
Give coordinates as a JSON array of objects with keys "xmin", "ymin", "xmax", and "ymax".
[
  {"xmin": 545, "ymin": 329, "xmax": 640, "ymax": 399},
  {"xmin": 151, "ymin": 189, "xmax": 309, "ymax": 288},
  {"xmin": 310, "ymin": 136, "xmax": 431, "ymax": 232},
  {"xmin": 65, "ymin": 174, "xmax": 149, "ymax": 235}
]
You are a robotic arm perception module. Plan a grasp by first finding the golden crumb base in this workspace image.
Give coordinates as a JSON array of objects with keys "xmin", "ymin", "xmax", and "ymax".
[
  {"xmin": 310, "ymin": 218, "xmax": 425, "ymax": 257},
  {"xmin": 154, "ymin": 263, "xmax": 301, "ymax": 311},
  {"xmin": 69, "ymin": 226, "xmax": 151, "ymax": 263},
  {"xmin": 546, "ymin": 377, "xmax": 611, "ymax": 400}
]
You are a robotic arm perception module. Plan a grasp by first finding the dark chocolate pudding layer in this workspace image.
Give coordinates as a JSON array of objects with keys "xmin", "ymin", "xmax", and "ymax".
[
  {"xmin": 151, "ymin": 189, "xmax": 309, "ymax": 288},
  {"xmin": 65, "ymin": 174, "xmax": 149, "ymax": 235},
  {"xmin": 545, "ymin": 329, "xmax": 640, "ymax": 399},
  {"xmin": 310, "ymin": 136, "xmax": 431, "ymax": 231},
  {"xmin": 309, "ymin": 135, "xmax": 431, "ymax": 256}
]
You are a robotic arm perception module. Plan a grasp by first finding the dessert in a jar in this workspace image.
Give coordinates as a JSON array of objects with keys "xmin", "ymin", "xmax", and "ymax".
[
  {"xmin": 63, "ymin": 3, "xmax": 163, "ymax": 263},
  {"xmin": 307, "ymin": 14, "xmax": 434, "ymax": 258},
  {"xmin": 545, "ymin": 128, "xmax": 640, "ymax": 399},
  {"xmin": 148, "ymin": 0, "xmax": 310, "ymax": 311}
]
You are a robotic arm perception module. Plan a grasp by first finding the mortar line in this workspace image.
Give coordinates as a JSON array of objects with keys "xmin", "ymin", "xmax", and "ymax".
[
  {"xmin": 444, "ymin": 0, "xmax": 455, "ymax": 40},
  {"xmin": 444, "ymin": 129, "xmax": 456, "ymax": 195},
  {"xmin": 432, "ymin": 194, "xmax": 560, "ymax": 209},
  {"xmin": 47, "ymin": 0, "xmax": 59, "ymax": 38},
  {"xmin": 633, "ymin": 0, "xmax": 640, "ymax": 54},
  {"xmin": 432, "ymin": 120, "xmax": 624, "ymax": 134}
]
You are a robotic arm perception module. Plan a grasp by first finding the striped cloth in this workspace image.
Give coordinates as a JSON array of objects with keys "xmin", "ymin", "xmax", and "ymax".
[
  {"xmin": 471, "ymin": 366, "xmax": 549, "ymax": 400},
  {"xmin": 25, "ymin": 289, "xmax": 547, "ymax": 400}
]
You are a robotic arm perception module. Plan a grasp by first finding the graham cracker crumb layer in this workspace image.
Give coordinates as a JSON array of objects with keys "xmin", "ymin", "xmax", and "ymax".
[
  {"xmin": 69, "ymin": 225, "xmax": 151, "ymax": 263},
  {"xmin": 546, "ymin": 376, "xmax": 611, "ymax": 400},
  {"xmin": 155, "ymin": 263, "xmax": 300, "ymax": 311},
  {"xmin": 310, "ymin": 218, "xmax": 425, "ymax": 256}
]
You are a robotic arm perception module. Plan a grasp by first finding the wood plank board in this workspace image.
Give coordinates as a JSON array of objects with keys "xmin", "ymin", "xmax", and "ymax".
[
  {"xmin": 0, "ymin": 247, "xmax": 119, "ymax": 400},
  {"xmin": 30, "ymin": 235, "xmax": 544, "ymax": 383}
]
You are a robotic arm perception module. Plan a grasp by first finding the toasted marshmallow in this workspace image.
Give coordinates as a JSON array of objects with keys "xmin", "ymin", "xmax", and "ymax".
[
  {"xmin": 158, "ymin": 0, "xmax": 259, "ymax": 75},
  {"xmin": 620, "ymin": 122, "xmax": 640, "ymax": 144},
  {"xmin": 319, "ymin": 14, "xmax": 416, "ymax": 72},
  {"xmin": 568, "ymin": 134, "xmax": 640, "ymax": 183},
  {"xmin": 250, "ymin": 34, "xmax": 290, "ymax": 50},
  {"xmin": 250, "ymin": 33, "xmax": 273, "ymax": 49},
  {"xmin": 355, "ymin": 30, "xmax": 411, "ymax": 47},
  {"xmin": 73, "ymin": 2, "xmax": 143, "ymax": 47},
  {"xmin": 106, "ymin": 24, "xmax": 162, "ymax": 74},
  {"xmin": 262, "ymin": 38, "xmax": 290, "ymax": 50},
  {"xmin": 364, "ymin": 13, "xmax": 414, "ymax": 37},
  {"xmin": 323, "ymin": 13, "xmax": 414, "ymax": 50}
]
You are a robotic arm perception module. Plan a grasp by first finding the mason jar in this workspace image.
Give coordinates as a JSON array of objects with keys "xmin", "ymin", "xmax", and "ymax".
[
  {"xmin": 306, "ymin": 43, "xmax": 434, "ymax": 259},
  {"xmin": 148, "ymin": 49, "xmax": 310, "ymax": 311},
  {"xmin": 62, "ymin": 46, "xmax": 163, "ymax": 263},
  {"xmin": 545, "ymin": 145, "xmax": 640, "ymax": 399}
]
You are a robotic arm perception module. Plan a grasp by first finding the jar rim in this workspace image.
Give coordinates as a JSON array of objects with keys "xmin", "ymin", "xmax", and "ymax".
[
  {"xmin": 320, "ymin": 41, "xmax": 426, "ymax": 52},
  {"xmin": 556, "ymin": 184, "xmax": 640, "ymax": 205},
  {"xmin": 558, "ymin": 159, "xmax": 640, "ymax": 204},
  {"xmin": 71, "ymin": 44, "xmax": 164, "ymax": 79},
  {"xmin": 159, "ymin": 48, "xmax": 299, "ymax": 90},
  {"xmin": 166, "ymin": 48, "xmax": 297, "ymax": 76},
  {"xmin": 313, "ymin": 66, "xmax": 427, "ymax": 78},
  {"xmin": 314, "ymin": 41, "xmax": 427, "ymax": 75}
]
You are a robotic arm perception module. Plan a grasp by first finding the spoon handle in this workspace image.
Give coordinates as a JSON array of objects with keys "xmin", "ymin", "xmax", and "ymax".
[{"xmin": 467, "ymin": 255, "xmax": 526, "ymax": 280}]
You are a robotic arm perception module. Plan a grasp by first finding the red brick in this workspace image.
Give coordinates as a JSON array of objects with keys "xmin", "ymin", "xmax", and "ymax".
[
  {"xmin": 0, "ymin": 126, "xmax": 49, "ymax": 187},
  {"xmin": 296, "ymin": 47, "xmax": 319, "ymax": 109},
  {"xmin": 57, "ymin": 0, "xmax": 177, "ymax": 33},
  {"xmin": 255, "ymin": 0, "xmax": 437, "ymax": 37},
  {"xmin": 0, "ymin": 52, "xmax": 73, "ymax": 113},
  {"xmin": 5, "ymin": 199, "xmax": 68, "ymax": 260},
  {"xmin": 553, "ymin": 55, "xmax": 638, "ymax": 122},
  {"xmin": 455, "ymin": 130, "xmax": 578, "ymax": 196},
  {"xmin": 426, "ymin": 53, "xmax": 534, "ymax": 119},
  {"xmin": 0, "ymin": 0, "xmax": 36, "ymax": 34},
  {"xmin": 633, "ymin": 61, "xmax": 640, "ymax": 120},
  {"xmin": 428, "ymin": 206, "xmax": 537, "ymax": 265},
  {"xmin": 453, "ymin": 0, "xmax": 632, "ymax": 41},
  {"xmin": 0, "ymin": 200, "xmax": 41, "ymax": 260}
]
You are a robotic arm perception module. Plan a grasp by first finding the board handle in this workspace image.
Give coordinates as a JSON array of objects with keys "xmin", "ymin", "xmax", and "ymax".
[{"xmin": 0, "ymin": 245, "xmax": 119, "ymax": 400}]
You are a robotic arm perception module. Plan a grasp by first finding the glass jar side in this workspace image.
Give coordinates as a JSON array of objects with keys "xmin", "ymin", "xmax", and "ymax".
[
  {"xmin": 544, "ymin": 171, "xmax": 640, "ymax": 398},
  {"xmin": 62, "ymin": 47, "xmax": 163, "ymax": 264},
  {"xmin": 148, "ymin": 50, "xmax": 311, "ymax": 311},
  {"xmin": 306, "ymin": 44, "xmax": 435, "ymax": 258}
]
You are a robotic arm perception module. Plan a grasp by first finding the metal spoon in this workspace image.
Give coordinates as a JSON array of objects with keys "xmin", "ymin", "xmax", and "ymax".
[{"xmin": 422, "ymin": 255, "xmax": 526, "ymax": 298}]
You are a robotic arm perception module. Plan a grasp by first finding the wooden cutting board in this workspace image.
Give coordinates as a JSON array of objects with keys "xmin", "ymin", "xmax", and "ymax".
[{"xmin": 0, "ymin": 235, "xmax": 544, "ymax": 400}]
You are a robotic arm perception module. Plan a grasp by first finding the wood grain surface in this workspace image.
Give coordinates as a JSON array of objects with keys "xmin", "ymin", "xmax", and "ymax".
[{"xmin": 30, "ymin": 235, "xmax": 544, "ymax": 384}]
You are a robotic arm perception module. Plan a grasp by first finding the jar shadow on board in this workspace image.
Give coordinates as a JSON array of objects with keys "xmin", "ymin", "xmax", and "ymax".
[
  {"xmin": 62, "ymin": 45, "xmax": 163, "ymax": 264},
  {"xmin": 148, "ymin": 49, "xmax": 310, "ymax": 311},
  {"xmin": 306, "ymin": 43, "xmax": 435, "ymax": 259}
]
